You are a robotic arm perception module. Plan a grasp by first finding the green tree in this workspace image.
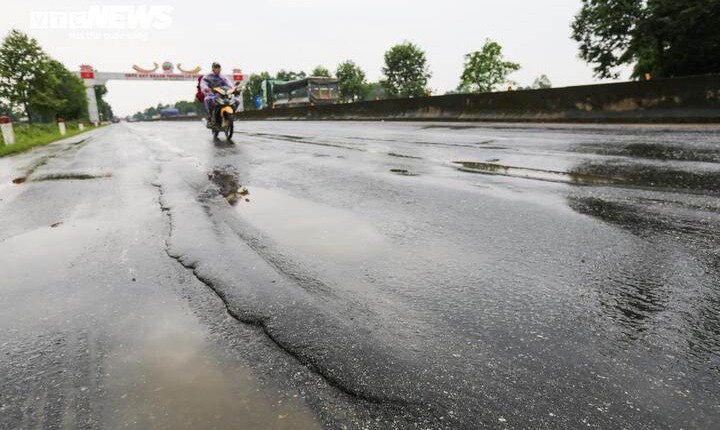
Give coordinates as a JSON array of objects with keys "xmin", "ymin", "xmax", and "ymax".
[
  {"xmin": 173, "ymin": 100, "xmax": 203, "ymax": 115},
  {"xmin": 140, "ymin": 103, "xmax": 165, "ymax": 120},
  {"xmin": 364, "ymin": 82, "xmax": 387, "ymax": 101},
  {"xmin": 30, "ymin": 59, "xmax": 87, "ymax": 122},
  {"xmin": 243, "ymin": 72, "xmax": 271, "ymax": 110},
  {"xmin": 94, "ymin": 85, "xmax": 114, "ymax": 121},
  {"xmin": 0, "ymin": 30, "xmax": 50, "ymax": 122},
  {"xmin": 275, "ymin": 70, "xmax": 306, "ymax": 82},
  {"xmin": 458, "ymin": 40, "xmax": 520, "ymax": 93},
  {"xmin": 381, "ymin": 42, "xmax": 431, "ymax": 98},
  {"xmin": 311, "ymin": 65, "xmax": 331, "ymax": 77},
  {"xmin": 335, "ymin": 61, "xmax": 367, "ymax": 102},
  {"xmin": 0, "ymin": 30, "xmax": 89, "ymax": 122},
  {"xmin": 572, "ymin": 0, "xmax": 720, "ymax": 79},
  {"xmin": 0, "ymin": 101, "xmax": 15, "ymax": 120},
  {"xmin": 532, "ymin": 74, "xmax": 552, "ymax": 89}
]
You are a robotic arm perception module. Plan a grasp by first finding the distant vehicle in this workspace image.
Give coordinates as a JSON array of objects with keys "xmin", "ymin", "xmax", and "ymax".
[
  {"xmin": 160, "ymin": 108, "xmax": 180, "ymax": 118},
  {"xmin": 263, "ymin": 77, "xmax": 340, "ymax": 108}
]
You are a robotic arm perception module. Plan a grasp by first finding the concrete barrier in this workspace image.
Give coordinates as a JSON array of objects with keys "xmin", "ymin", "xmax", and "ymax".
[
  {"xmin": 0, "ymin": 116, "xmax": 15, "ymax": 145},
  {"xmin": 237, "ymin": 74, "xmax": 720, "ymax": 123}
]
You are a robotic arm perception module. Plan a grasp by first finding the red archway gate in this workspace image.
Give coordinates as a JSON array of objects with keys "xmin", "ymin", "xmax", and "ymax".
[{"xmin": 78, "ymin": 62, "xmax": 245, "ymax": 123}]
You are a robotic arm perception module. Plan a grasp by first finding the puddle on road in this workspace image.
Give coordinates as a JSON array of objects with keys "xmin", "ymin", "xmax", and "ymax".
[
  {"xmin": 105, "ymin": 304, "xmax": 321, "ymax": 430},
  {"xmin": 235, "ymin": 187, "xmax": 385, "ymax": 262}
]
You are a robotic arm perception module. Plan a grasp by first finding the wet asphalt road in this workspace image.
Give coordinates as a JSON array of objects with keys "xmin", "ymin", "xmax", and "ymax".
[{"xmin": 1, "ymin": 121, "xmax": 719, "ymax": 429}]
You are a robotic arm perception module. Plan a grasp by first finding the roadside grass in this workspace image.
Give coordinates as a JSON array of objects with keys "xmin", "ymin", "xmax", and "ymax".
[{"xmin": 0, "ymin": 122, "xmax": 93, "ymax": 157}]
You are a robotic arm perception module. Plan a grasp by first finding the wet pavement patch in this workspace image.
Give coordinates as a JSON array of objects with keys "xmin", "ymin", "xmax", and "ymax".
[
  {"xmin": 213, "ymin": 139, "xmax": 235, "ymax": 148},
  {"xmin": 255, "ymin": 132, "xmax": 304, "ymax": 141},
  {"xmin": 568, "ymin": 194, "xmax": 720, "ymax": 239},
  {"xmin": 454, "ymin": 161, "xmax": 618, "ymax": 185},
  {"xmin": 568, "ymin": 196, "xmax": 666, "ymax": 236},
  {"xmin": 208, "ymin": 169, "xmax": 250, "ymax": 206},
  {"xmin": 571, "ymin": 161, "xmax": 720, "ymax": 192},
  {"xmin": 388, "ymin": 152, "xmax": 422, "ymax": 159},
  {"xmin": 456, "ymin": 160, "xmax": 720, "ymax": 192},
  {"xmin": 567, "ymin": 193, "xmax": 720, "ymax": 344},
  {"xmin": 242, "ymin": 132, "xmax": 360, "ymax": 151},
  {"xmin": 69, "ymin": 138, "xmax": 89, "ymax": 146},
  {"xmin": 573, "ymin": 142, "xmax": 720, "ymax": 163},
  {"xmin": 390, "ymin": 168, "xmax": 418, "ymax": 176},
  {"xmin": 31, "ymin": 173, "xmax": 112, "ymax": 182},
  {"xmin": 421, "ymin": 125, "xmax": 479, "ymax": 130}
]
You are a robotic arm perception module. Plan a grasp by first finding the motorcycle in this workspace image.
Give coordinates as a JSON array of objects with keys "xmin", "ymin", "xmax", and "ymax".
[{"xmin": 207, "ymin": 86, "xmax": 241, "ymax": 140}]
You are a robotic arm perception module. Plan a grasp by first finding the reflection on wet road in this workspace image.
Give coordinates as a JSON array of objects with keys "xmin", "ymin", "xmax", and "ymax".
[
  {"xmin": 105, "ymin": 304, "xmax": 320, "ymax": 430},
  {"xmin": 236, "ymin": 187, "xmax": 386, "ymax": 262},
  {"xmin": 1, "ymin": 121, "xmax": 719, "ymax": 429}
]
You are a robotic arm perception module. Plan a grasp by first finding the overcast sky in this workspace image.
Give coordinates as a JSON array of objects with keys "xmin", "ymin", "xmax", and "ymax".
[{"xmin": 1, "ymin": 0, "xmax": 628, "ymax": 116}]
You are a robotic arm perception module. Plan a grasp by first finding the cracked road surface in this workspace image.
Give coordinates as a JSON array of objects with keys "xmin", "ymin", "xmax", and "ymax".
[{"xmin": 1, "ymin": 121, "xmax": 719, "ymax": 429}]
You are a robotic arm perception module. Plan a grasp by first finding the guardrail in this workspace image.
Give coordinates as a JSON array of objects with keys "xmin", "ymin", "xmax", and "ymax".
[{"xmin": 237, "ymin": 74, "xmax": 720, "ymax": 123}]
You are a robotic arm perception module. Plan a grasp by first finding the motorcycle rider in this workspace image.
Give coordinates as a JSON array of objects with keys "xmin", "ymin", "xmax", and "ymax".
[{"xmin": 200, "ymin": 62, "xmax": 234, "ymax": 124}]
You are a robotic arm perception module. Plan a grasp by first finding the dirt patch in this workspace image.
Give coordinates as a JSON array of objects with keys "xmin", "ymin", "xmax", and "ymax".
[{"xmin": 208, "ymin": 169, "xmax": 250, "ymax": 206}]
